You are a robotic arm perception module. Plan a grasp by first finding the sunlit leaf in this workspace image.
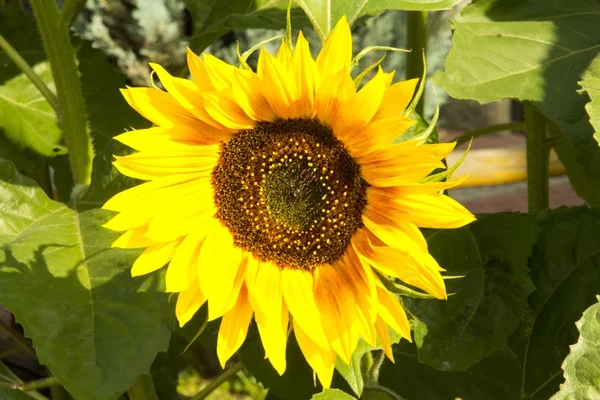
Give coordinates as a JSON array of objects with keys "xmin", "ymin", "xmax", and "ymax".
[
  {"xmin": 434, "ymin": 0, "xmax": 600, "ymax": 205},
  {"xmin": 0, "ymin": 62, "xmax": 65, "ymax": 157},
  {"xmin": 0, "ymin": 159, "xmax": 175, "ymax": 400},
  {"xmin": 550, "ymin": 296, "xmax": 600, "ymax": 400},
  {"xmin": 295, "ymin": 0, "xmax": 462, "ymax": 39},
  {"xmin": 580, "ymin": 53, "xmax": 600, "ymax": 146},
  {"xmin": 311, "ymin": 388, "xmax": 356, "ymax": 400}
]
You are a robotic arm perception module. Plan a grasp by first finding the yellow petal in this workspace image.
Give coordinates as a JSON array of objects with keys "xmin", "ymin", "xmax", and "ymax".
[
  {"xmin": 202, "ymin": 91, "xmax": 255, "ymax": 130},
  {"xmin": 375, "ymin": 316, "xmax": 395, "ymax": 362},
  {"xmin": 113, "ymin": 145, "xmax": 219, "ymax": 180},
  {"xmin": 176, "ymin": 282, "xmax": 206, "ymax": 327},
  {"xmin": 313, "ymin": 265, "xmax": 358, "ymax": 364},
  {"xmin": 112, "ymin": 226, "xmax": 156, "ymax": 249},
  {"xmin": 150, "ymin": 62, "xmax": 232, "ymax": 131},
  {"xmin": 292, "ymin": 31, "xmax": 320, "ymax": 118},
  {"xmin": 316, "ymin": 16, "xmax": 352, "ymax": 76},
  {"xmin": 144, "ymin": 205, "xmax": 216, "ymax": 243},
  {"xmin": 344, "ymin": 117, "xmax": 416, "ymax": 159},
  {"xmin": 203, "ymin": 53, "xmax": 238, "ymax": 91},
  {"xmin": 388, "ymin": 193, "xmax": 475, "ymax": 229},
  {"xmin": 231, "ymin": 70, "xmax": 275, "ymax": 122},
  {"xmin": 293, "ymin": 320, "xmax": 336, "ymax": 388},
  {"xmin": 131, "ymin": 240, "xmax": 180, "ymax": 277},
  {"xmin": 257, "ymin": 48, "xmax": 297, "ymax": 119},
  {"xmin": 217, "ymin": 284, "xmax": 253, "ymax": 367},
  {"xmin": 334, "ymin": 68, "xmax": 392, "ymax": 135},
  {"xmin": 280, "ymin": 267, "xmax": 329, "ymax": 349},
  {"xmin": 166, "ymin": 230, "xmax": 207, "ymax": 292},
  {"xmin": 121, "ymin": 87, "xmax": 202, "ymax": 135},
  {"xmin": 197, "ymin": 223, "xmax": 245, "ymax": 320},
  {"xmin": 375, "ymin": 78, "xmax": 419, "ymax": 120},
  {"xmin": 361, "ymin": 204, "xmax": 427, "ymax": 251},
  {"xmin": 187, "ymin": 48, "xmax": 215, "ymax": 92},
  {"xmin": 376, "ymin": 286, "xmax": 411, "ymax": 341},
  {"xmin": 315, "ymin": 69, "xmax": 355, "ymax": 127},
  {"xmin": 354, "ymin": 231, "xmax": 447, "ymax": 299}
]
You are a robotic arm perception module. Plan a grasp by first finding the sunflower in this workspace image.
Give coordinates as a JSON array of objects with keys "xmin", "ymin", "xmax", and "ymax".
[{"xmin": 102, "ymin": 16, "xmax": 474, "ymax": 387}]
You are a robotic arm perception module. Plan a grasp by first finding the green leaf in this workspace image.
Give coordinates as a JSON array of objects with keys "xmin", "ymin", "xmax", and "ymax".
[
  {"xmin": 78, "ymin": 40, "xmax": 150, "ymax": 152},
  {"xmin": 0, "ymin": 389, "xmax": 32, "ymax": 400},
  {"xmin": 0, "ymin": 3, "xmax": 46, "ymax": 83},
  {"xmin": 295, "ymin": 0, "xmax": 462, "ymax": 39},
  {"xmin": 335, "ymin": 341, "xmax": 372, "ymax": 396},
  {"xmin": 379, "ymin": 343, "xmax": 521, "ymax": 400},
  {"xmin": 361, "ymin": 386, "xmax": 403, "ymax": 400},
  {"xmin": 311, "ymin": 388, "xmax": 356, "ymax": 400},
  {"xmin": 434, "ymin": 0, "xmax": 600, "ymax": 205},
  {"xmin": 550, "ymin": 296, "xmax": 600, "ymax": 400},
  {"xmin": 580, "ymin": 54, "xmax": 600, "ymax": 146},
  {"xmin": 0, "ymin": 62, "xmax": 65, "ymax": 157},
  {"xmin": 75, "ymin": 140, "xmax": 140, "ymax": 211},
  {"xmin": 405, "ymin": 213, "xmax": 537, "ymax": 371},
  {"xmin": 516, "ymin": 206, "xmax": 600, "ymax": 399},
  {"xmin": 76, "ymin": 40, "xmax": 150, "ymax": 210},
  {"xmin": 0, "ymin": 159, "xmax": 175, "ymax": 400},
  {"xmin": 185, "ymin": 0, "xmax": 310, "ymax": 54}
]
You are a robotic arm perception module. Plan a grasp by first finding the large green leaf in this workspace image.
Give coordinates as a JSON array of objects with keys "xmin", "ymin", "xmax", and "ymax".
[
  {"xmin": 515, "ymin": 206, "xmax": 600, "ymax": 399},
  {"xmin": 295, "ymin": 0, "xmax": 461, "ymax": 39},
  {"xmin": 404, "ymin": 213, "xmax": 537, "ymax": 371},
  {"xmin": 0, "ymin": 62, "xmax": 65, "ymax": 157},
  {"xmin": 185, "ymin": 0, "xmax": 310, "ymax": 54},
  {"xmin": 0, "ymin": 389, "xmax": 32, "ymax": 400},
  {"xmin": 76, "ymin": 41, "xmax": 150, "ymax": 210},
  {"xmin": 0, "ymin": 159, "xmax": 175, "ymax": 400},
  {"xmin": 78, "ymin": 41, "xmax": 150, "ymax": 152},
  {"xmin": 380, "ymin": 342, "xmax": 521, "ymax": 400},
  {"xmin": 580, "ymin": 54, "xmax": 600, "ymax": 145},
  {"xmin": 434, "ymin": 0, "xmax": 600, "ymax": 205},
  {"xmin": 550, "ymin": 296, "xmax": 600, "ymax": 400}
]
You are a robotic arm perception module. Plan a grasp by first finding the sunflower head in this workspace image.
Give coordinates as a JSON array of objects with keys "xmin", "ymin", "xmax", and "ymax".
[{"xmin": 103, "ymin": 16, "xmax": 474, "ymax": 387}]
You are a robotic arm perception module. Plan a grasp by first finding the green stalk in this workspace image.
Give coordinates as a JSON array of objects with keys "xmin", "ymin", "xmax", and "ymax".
[
  {"xmin": 0, "ymin": 33, "xmax": 59, "ymax": 113},
  {"xmin": 367, "ymin": 350, "xmax": 385, "ymax": 386},
  {"xmin": 30, "ymin": 0, "xmax": 93, "ymax": 185},
  {"xmin": 405, "ymin": 11, "xmax": 428, "ymax": 116},
  {"xmin": 524, "ymin": 101, "xmax": 549, "ymax": 213},
  {"xmin": 455, "ymin": 122, "xmax": 525, "ymax": 147},
  {"xmin": 14, "ymin": 377, "xmax": 59, "ymax": 392},
  {"xmin": 192, "ymin": 363, "xmax": 244, "ymax": 400},
  {"xmin": 127, "ymin": 374, "xmax": 159, "ymax": 400}
]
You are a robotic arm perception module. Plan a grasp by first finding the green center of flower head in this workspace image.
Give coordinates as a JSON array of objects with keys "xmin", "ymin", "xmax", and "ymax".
[{"xmin": 212, "ymin": 119, "xmax": 367, "ymax": 269}]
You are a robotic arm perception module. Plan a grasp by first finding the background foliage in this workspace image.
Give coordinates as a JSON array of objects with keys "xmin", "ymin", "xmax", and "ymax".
[{"xmin": 1, "ymin": 0, "xmax": 599, "ymax": 399}]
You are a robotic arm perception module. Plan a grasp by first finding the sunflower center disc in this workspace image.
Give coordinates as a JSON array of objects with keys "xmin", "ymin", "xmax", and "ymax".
[{"xmin": 212, "ymin": 119, "xmax": 367, "ymax": 269}]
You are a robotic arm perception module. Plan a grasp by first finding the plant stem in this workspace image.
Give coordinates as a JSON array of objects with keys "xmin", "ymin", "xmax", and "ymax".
[
  {"xmin": 127, "ymin": 374, "xmax": 159, "ymax": 400},
  {"xmin": 0, "ymin": 319, "xmax": 35, "ymax": 357},
  {"xmin": 0, "ymin": 33, "xmax": 60, "ymax": 114},
  {"xmin": 455, "ymin": 122, "xmax": 525, "ymax": 147},
  {"xmin": 405, "ymin": 10, "xmax": 428, "ymax": 116},
  {"xmin": 13, "ymin": 376, "xmax": 59, "ymax": 392},
  {"xmin": 59, "ymin": 0, "xmax": 86, "ymax": 27},
  {"xmin": 367, "ymin": 350, "xmax": 386, "ymax": 386},
  {"xmin": 30, "ymin": 0, "xmax": 93, "ymax": 185},
  {"xmin": 192, "ymin": 363, "xmax": 244, "ymax": 400},
  {"xmin": 524, "ymin": 101, "xmax": 549, "ymax": 213}
]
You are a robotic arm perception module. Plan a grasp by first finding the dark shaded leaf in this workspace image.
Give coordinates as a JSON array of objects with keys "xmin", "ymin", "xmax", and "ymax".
[{"xmin": 405, "ymin": 213, "xmax": 537, "ymax": 371}]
